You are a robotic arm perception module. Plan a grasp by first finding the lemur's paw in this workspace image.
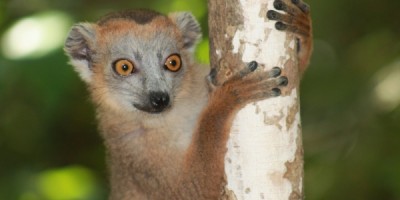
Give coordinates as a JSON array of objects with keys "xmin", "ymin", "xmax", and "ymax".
[
  {"xmin": 266, "ymin": 0, "xmax": 312, "ymax": 73},
  {"xmin": 273, "ymin": 0, "xmax": 310, "ymax": 14},
  {"xmin": 266, "ymin": 0, "xmax": 311, "ymax": 38},
  {"xmin": 219, "ymin": 61, "xmax": 288, "ymax": 105}
]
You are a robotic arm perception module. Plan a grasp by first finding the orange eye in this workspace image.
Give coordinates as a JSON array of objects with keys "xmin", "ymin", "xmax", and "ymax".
[
  {"xmin": 164, "ymin": 54, "xmax": 182, "ymax": 72},
  {"xmin": 114, "ymin": 59, "xmax": 135, "ymax": 76}
]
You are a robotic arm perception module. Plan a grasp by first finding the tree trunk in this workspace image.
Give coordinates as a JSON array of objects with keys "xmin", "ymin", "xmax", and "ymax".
[{"xmin": 208, "ymin": 1, "xmax": 304, "ymax": 200}]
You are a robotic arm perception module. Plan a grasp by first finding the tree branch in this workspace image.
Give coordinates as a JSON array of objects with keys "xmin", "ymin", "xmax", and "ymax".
[{"xmin": 208, "ymin": 0, "xmax": 304, "ymax": 199}]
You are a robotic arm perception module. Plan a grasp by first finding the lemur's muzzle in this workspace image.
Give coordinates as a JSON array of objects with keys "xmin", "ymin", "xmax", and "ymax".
[{"xmin": 148, "ymin": 91, "xmax": 170, "ymax": 113}]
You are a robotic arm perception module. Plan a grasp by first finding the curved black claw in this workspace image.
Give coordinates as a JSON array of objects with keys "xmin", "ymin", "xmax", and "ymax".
[
  {"xmin": 272, "ymin": 88, "xmax": 282, "ymax": 96},
  {"xmin": 273, "ymin": 0, "xmax": 286, "ymax": 11},
  {"xmin": 248, "ymin": 61, "xmax": 258, "ymax": 72},
  {"xmin": 267, "ymin": 10, "xmax": 280, "ymax": 20},
  {"xmin": 236, "ymin": 61, "xmax": 259, "ymax": 79},
  {"xmin": 278, "ymin": 76, "xmax": 289, "ymax": 86},
  {"xmin": 270, "ymin": 67, "xmax": 282, "ymax": 78},
  {"xmin": 275, "ymin": 22, "xmax": 287, "ymax": 31}
]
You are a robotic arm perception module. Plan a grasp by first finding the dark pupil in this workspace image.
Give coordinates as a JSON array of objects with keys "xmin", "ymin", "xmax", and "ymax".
[
  {"xmin": 170, "ymin": 60, "xmax": 177, "ymax": 66},
  {"xmin": 122, "ymin": 64, "xmax": 129, "ymax": 71}
]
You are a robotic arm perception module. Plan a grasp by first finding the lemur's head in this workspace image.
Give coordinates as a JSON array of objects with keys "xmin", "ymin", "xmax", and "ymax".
[{"xmin": 65, "ymin": 9, "xmax": 201, "ymax": 114}]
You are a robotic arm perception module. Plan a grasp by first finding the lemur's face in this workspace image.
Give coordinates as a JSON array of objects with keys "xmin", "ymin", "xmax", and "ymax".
[
  {"xmin": 65, "ymin": 10, "xmax": 201, "ymax": 114},
  {"xmin": 94, "ymin": 19, "xmax": 187, "ymax": 113}
]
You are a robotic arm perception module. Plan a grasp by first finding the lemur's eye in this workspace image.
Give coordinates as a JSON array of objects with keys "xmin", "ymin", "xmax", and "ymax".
[
  {"xmin": 114, "ymin": 59, "xmax": 135, "ymax": 76},
  {"xmin": 164, "ymin": 54, "xmax": 182, "ymax": 72}
]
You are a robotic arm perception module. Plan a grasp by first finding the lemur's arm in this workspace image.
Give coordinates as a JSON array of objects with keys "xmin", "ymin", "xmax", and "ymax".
[
  {"xmin": 182, "ymin": 63, "xmax": 287, "ymax": 199},
  {"xmin": 178, "ymin": 0, "xmax": 312, "ymax": 199}
]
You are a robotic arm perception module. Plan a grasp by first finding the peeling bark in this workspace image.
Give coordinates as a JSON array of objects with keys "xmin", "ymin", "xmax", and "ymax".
[{"xmin": 208, "ymin": 1, "xmax": 304, "ymax": 199}]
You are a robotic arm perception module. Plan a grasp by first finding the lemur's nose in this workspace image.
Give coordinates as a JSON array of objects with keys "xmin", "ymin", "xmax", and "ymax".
[{"xmin": 149, "ymin": 91, "xmax": 170, "ymax": 112}]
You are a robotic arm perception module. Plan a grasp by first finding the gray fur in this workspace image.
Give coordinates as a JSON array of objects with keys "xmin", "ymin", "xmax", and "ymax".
[
  {"xmin": 169, "ymin": 12, "xmax": 202, "ymax": 50},
  {"xmin": 64, "ymin": 23, "xmax": 96, "ymax": 62},
  {"xmin": 96, "ymin": 27, "xmax": 186, "ymax": 113},
  {"xmin": 64, "ymin": 23, "xmax": 97, "ymax": 82}
]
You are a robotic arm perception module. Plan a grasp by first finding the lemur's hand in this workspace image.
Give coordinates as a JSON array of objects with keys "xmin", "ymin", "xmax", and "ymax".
[
  {"xmin": 208, "ymin": 61, "xmax": 288, "ymax": 110},
  {"xmin": 267, "ymin": 0, "xmax": 313, "ymax": 74}
]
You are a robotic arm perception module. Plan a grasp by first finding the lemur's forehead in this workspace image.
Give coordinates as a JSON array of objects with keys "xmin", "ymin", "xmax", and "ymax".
[
  {"xmin": 98, "ymin": 9, "xmax": 163, "ymax": 26},
  {"xmin": 92, "ymin": 10, "xmax": 185, "ymax": 59},
  {"xmin": 96, "ymin": 16, "xmax": 180, "ymax": 43},
  {"xmin": 96, "ymin": 10, "xmax": 179, "ymax": 39}
]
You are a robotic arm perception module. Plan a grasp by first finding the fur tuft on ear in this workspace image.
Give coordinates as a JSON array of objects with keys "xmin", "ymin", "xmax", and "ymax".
[
  {"xmin": 168, "ymin": 12, "xmax": 202, "ymax": 51},
  {"xmin": 64, "ymin": 23, "xmax": 97, "ymax": 83}
]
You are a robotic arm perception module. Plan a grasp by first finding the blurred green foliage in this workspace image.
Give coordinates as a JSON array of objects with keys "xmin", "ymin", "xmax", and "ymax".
[{"xmin": 0, "ymin": 0, "xmax": 399, "ymax": 199}]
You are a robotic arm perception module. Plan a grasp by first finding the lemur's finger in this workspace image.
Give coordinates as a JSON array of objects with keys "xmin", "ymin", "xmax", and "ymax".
[
  {"xmin": 271, "ymin": 88, "xmax": 282, "ymax": 96},
  {"xmin": 273, "ymin": 0, "xmax": 309, "ymax": 15},
  {"xmin": 234, "ymin": 86, "xmax": 282, "ymax": 104},
  {"xmin": 245, "ymin": 88, "xmax": 282, "ymax": 101},
  {"xmin": 267, "ymin": 10, "xmax": 310, "ymax": 31},
  {"xmin": 275, "ymin": 22, "xmax": 310, "ymax": 38},
  {"xmin": 238, "ymin": 61, "xmax": 258, "ymax": 78},
  {"xmin": 273, "ymin": 0, "xmax": 299, "ymax": 16},
  {"xmin": 269, "ymin": 67, "xmax": 282, "ymax": 78},
  {"xmin": 290, "ymin": 0, "xmax": 310, "ymax": 14},
  {"xmin": 209, "ymin": 61, "xmax": 259, "ymax": 87},
  {"xmin": 277, "ymin": 76, "xmax": 289, "ymax": 86}
]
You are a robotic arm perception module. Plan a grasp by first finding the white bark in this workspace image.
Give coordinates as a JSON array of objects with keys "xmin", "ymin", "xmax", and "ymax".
[{"xmin": 209, "ymin": 1, "xmax": 304, "ymax": 199}]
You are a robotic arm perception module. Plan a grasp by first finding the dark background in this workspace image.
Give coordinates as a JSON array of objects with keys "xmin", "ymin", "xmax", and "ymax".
[{"xmin": 1, "ymin": 0, "xmax": 400, "ymax": 199}]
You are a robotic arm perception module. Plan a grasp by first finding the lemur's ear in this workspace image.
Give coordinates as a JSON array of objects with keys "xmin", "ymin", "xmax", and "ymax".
[
  {"xmin": 168, "ymin": 12, "xmax": 202, "ymax": 51},
  {"xmin": 64, "ymin": 23, "xmax": 97, "ymax": 83}
]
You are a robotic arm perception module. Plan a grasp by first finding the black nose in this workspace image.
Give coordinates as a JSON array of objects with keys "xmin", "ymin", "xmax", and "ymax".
[{"xmin": 149, "ymin": 91, "xmax": 170, "ymax": 112}]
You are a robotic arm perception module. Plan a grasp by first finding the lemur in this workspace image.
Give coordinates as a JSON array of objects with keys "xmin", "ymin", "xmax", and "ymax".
[{"xmin": 64, "ymin": 0, "xmax": 312, "ymax": 199}]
